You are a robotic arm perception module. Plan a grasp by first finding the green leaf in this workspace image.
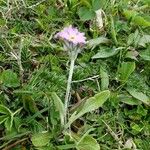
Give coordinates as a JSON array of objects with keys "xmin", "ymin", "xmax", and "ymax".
[
  {"xmin": 139, "ymin": 35, "xmax": 150, "ymax": 47},
  {"xmin": 0, "ymin": 105, "xmax": 12, "ymax": 115},
  {"xmin": 92, "ymin": 0, "xmax": 104, "ymax": 10},
  {"xmin": 31, "ymin": 132, "xmax": 51, "ymax": 147},
  {"xmin": 139, "ymin": 48, "xmax": 150, "ymax": 61},
  {"xmin": 137, "ymin": 105, "xmax": 147, "ymax": 116},
  {"xmin": 22, "ymin": 95, "xmax": 38, "ymax": 114},
  {"xmin": 4, "ymin": 115, "xmax": 14, "ymax": 131},
  {"xmin": 92, "ymin": 47, "xmax": 123, "ymax": 59},
  {"xmin": 123, "ymin": 10, "xmax": 150, "ymax": 27},
  {"xmin": 0, "ymin": 115, "xmax": 8, "ymax": 124},
  {"xmin": 0, "ymin": 18, "xmax": 6, "ymax": 26},
  {"xmin": 100, "ymin": 67, "xmax": 109, "ymax": 90},
  {"xmin": 88, "ymin": 37, "xmax": 110, "ymax": 49},
  {"xmin": 125, "ymin": 51, "xmax": 138, "ymax": 60},
  {"xmin": 131, "ymin": 123, "xmax": 143, "ymax": 135},
  {"xmin": 80, "ymin": 0, "xmax": 92, "ymax": 8},
  {"xmin": 110, "ymin": 16, "xmax": 118, "ymax": 45},
  {"xmin": 78, "ymin": 7, "xmax": 95, "ymax": 21},
  {"xmin": 76, "ymin": 135, "xmax": 100, "ymax": 150},
  {"xmin": 57, "ymin": 144, "xmax": 76, "ymax": 149},
  {"xmin": 127, "ymin": 30, "xmax": 140, "ymax": 47},
  {"xmin": 51, "ymin": 92, "xmax": 65, "ymax": 125},
  {"xmin": 118, "ymin": 62, "xmax": 135, "ymax": 83},
  {"xmin": 119, "ymin": 94, "xmax": 141, "ymax": 105},
  {"xmin": 126, "ymin": 88, "xmax": 150, "ymax": 106},
  {"xmin": 67, "ymin": 90, "xmax": 110, "ymax": 127},
  {"xmin": 0, "ymin": 70, "xmax": 20, "ymax": 88}
]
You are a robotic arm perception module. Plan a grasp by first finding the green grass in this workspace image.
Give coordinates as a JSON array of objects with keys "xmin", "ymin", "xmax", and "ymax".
[{"xmin": 0, "ymin": 0, "xmax": 150, "ymax": 149}]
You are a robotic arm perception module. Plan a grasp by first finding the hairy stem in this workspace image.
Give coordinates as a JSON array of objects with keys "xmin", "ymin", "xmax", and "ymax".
[{"xmin": 64, "ymin": 55, "xmax": 76, "ymax": 124}]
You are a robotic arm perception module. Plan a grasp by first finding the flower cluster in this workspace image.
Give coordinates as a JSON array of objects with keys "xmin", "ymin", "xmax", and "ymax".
[{"xmin": 55, "ymin": 25, "xmax": 86, "ymax": 45}]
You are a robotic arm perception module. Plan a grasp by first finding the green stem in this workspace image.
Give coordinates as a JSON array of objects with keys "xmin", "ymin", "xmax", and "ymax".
[{"xmin": 64, "ymin": 55, "xmax": 76, "ymax": 124}]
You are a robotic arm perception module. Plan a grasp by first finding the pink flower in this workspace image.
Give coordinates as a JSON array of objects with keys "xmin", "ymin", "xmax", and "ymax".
[{"xmin": 55, "ymin": 25, "xmax": 86, "ymax": 45}]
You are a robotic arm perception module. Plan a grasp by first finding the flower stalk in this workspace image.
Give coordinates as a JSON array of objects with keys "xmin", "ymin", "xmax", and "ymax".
[
  {"xmin": 54, "ymin": 25, "xmax": 86, "ymax": 125},
  {"xmin": 64, "ymin": 55, "xmax": 75, "ymax": 122},
  {"xmin": 64, "ymin": 49, "xmax": 79, "ymax": 123}
]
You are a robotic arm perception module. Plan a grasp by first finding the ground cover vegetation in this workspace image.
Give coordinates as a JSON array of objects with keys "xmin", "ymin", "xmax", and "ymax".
[{"xmin": 0, "ymin": 0, "xmax": 150, "ymax": 149}]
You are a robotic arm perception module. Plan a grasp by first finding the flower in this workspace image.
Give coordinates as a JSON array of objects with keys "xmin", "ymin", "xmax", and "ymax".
[{"xmin": 55, "ymin": 25, "xmax": 86, "ymax": 45}]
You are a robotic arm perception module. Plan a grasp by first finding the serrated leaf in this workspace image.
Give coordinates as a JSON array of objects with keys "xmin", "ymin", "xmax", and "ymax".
[
  {"xmin": 92, "ymin": 47, "xmax": 123, "ymax": 59},
  {"xmin": 67, "ymin": 90, "xmax": 110, "ymax": 127},
  {"xmin": 51, "ymin": 92, "xmax": 65, "ymax": 125},
  {"xmin": 31, "ymin": 132, "xmax": 51, "ymax": 147},
  {"xmin": 76, "ymin": 135, "xmax": 100, "ymax": 150},
  {"xmin": 0, "ymin": 70, "xmax": 20, "ymax": 88},
  {"xmin": 126, "ymin": 88, "xmax": 150, "ymax": 105}
]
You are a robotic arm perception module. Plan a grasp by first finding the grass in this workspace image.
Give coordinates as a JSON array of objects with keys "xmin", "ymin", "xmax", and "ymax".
[{"xmin": 0, "ymin": 0, "xmax": 150, "ymax": 149}]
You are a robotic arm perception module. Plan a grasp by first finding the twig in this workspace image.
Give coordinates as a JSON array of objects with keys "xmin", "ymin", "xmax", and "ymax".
[
  {"xmin": 72, "ymin": 75, "xmax": 99, "ymax": 83},
  {"xmin": 102, "ymin": 120, "xmax": 124, "ymax": 147}
]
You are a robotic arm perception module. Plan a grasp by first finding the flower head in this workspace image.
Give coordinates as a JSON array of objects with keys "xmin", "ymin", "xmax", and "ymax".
[{"xmin": 55, "ymin": 25, "xmax": 86, "ymax": 45}]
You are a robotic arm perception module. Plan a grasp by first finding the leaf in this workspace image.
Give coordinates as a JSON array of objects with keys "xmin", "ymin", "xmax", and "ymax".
[
  {"xmin": 67, "ymin": 90, "xmax": 110, "ymax": 127},
  {"xmin": 110, "ymin": 16, "xmax": 118, "ymax": 45},
  {"xmin": 88, "ymin": 37, "xmax": 110, "ymax": 49},
  {"xmin": 92, "ymin": 47, "xmax": 123, "ymax": 59},
  {"xmin": 0, "ymin": 18, "xmax": 6, "ymax": 26},
  {"xmin": 22, "ymin": 95, "xmax": 38, "ymax": 114},
  {"xmin": 119, "ymin": 94, "xmax": 141, "ymax": 105},
  {"xmin": 4, "ymin": 115, "xmax": 14, "ymax": 131},
  {"xmin": 100, "ymin": 67, "xmax": 109, "ymax": 90},
  {"xmin": 139, "ymin": 48, "xmax": 150, "ymax": 61},
  {"xmin": 118, "ymin": 62, "xmax": 135, "ymax": 83},
  {"xmin": 126, "ymin": 88, "xmax": 150, "ymax": 105},
  {"xmin": 0, "ymin": 70, "xmax": 20, "ymax": 88},
  {"xmin": 31, "ymin": 132, "xmax": 51, "ymax": 147},
  {"xmin": 127, "ymin": 30, "xmax": 140, "ymax": 47},
  {"xmin": 139, "ymin": 35, "xmax": 150, "ymax": 47},
  {"xmin": 78, "ymin": 7, "xmax": 95, "ymax": 21},
  {"xmin": 137, "ymin": 105, "xmax": 147, "ymax": 116},
  {"xmin": 51, "ymin": 92, "xmax": 65, "ymax": 125},
  {"xmin": 57, "ymin": 144, "xmax": 76, "ymax": 149},
  {"xmin": 0, "ymin": 115, "xmax": 8, "ymax": 124},
  {"xmin": 123, "ymin": 10, "xmax": 150, "ymax": 27},
  {"xmin": 125, "ymin": 51, "xmax": 138, "ymax": 60},
  {"xmin": 76, "ymin": 135, "xmax": 100, "ymax": 150},
  {"xmin": 92, "ymin": 0, "xmax": 102, "ymax": 10},
  {"xmin": 0, "ymin": 105, "xmax": 12, "ymax": 115}
]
